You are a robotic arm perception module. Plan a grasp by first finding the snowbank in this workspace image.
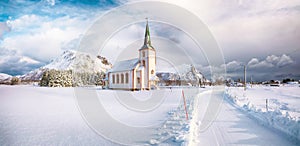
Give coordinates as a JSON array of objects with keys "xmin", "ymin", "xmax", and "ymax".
[{"xmin": 225, "ymin": 85, "xmax": 300, "ymax": 142}]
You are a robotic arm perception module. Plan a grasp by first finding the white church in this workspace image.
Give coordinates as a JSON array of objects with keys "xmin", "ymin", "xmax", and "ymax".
[{"xmin": 107, "ymin": 20, "xmax": 159, "ymax": 90}]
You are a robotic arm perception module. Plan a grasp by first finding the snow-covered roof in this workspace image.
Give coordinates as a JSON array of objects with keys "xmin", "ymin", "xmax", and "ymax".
[
  {"xmin": 108, "ymin": 58, "xmax": 139, "ymax": 73},
  {"xmin": 103, "ymin": 76, "xmax": 109, "ymax": 81},
  {"xmin": 138, "ymin": 66, "xmax": 144, "ymax": 71}
]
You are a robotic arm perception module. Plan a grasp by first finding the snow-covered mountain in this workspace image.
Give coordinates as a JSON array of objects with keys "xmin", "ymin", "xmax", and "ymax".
[
  {"xmin": 176, "ymin": 64, "xmax": 205, "ymax": 81},
  {"xmin": 156, "ymin": 72, "xmax": 180, "ymax": 81},
  {"xmin": 157, "ymin": 64, "xmax": 206, "ymax": 82},
  {"xmin": 20, "ymin": 50, "xmax": 112, "ymax": 81},
  {"xmin": 0, "ymin": 73, "xmax": 12, "ymax": 83}
]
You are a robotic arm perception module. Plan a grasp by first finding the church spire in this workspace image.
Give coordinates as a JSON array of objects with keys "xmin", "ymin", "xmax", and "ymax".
[{"xmin": 144, "ymin": 18, "xmax": 151, "ymax": 46}]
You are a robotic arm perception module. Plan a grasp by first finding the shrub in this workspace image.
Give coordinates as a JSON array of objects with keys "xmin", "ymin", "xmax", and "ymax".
[{"xmin": 11, "ymin": 77, "xmax": 20, "ymax": 85}]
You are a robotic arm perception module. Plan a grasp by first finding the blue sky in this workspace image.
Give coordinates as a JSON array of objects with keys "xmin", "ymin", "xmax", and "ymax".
[{"xmin": 0, "ymin": 0, "xmax": 299, "ymax": 81}]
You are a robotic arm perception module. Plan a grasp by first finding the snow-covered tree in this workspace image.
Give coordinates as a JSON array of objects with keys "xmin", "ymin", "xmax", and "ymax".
[{"xmin": 40, "ymin": 69, "xmax": 73, "ymax": 87}]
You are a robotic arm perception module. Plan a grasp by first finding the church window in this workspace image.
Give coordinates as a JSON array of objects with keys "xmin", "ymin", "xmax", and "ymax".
[
  {"xmin": 142, "ymin": 51, "xmax": 145, "ymax": 57},
  {"xmin": 112, "ymin": 74, "xmax": 115, "ymax": 84},
  {"xmin": 125, "ymin": 73, "xmax": 129, "ymax": 83},
  {"xmin": 117, "ymin": 74, "xmax": 119, "ymax": 84},
  {"xmin": 151, "ymin": 70, "xmax": 154, "ymax": 74},
  {"xmin": 142, "ymin": 60, "xmax": 146, "ymax": 66},
  {"xmin": 121, "ymin": 74, "xmax": 124, "ymax": 84},
  {"xmin": 137, "ymin": 77, "xmax": 140, "ymax": 84}
]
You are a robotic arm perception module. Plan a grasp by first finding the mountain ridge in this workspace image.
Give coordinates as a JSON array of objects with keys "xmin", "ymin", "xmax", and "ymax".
[{"xmin": 18, "ymin": 50, "xmax": 112, "ymax": 81}]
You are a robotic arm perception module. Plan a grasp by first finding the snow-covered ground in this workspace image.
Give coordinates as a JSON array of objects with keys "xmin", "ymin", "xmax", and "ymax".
[
  {"xmin": 0, "ymin": 85, "xmax": 115, "ymax": 145},
  {"xmin": 0, "ymin": 85, "xmax": 197, "ymax": 145},
  {"xmin": 0, "ymin": 85, "xmax": 298, "ymax": 145},
  {"xmin": 225, "ymin": 85, "xmax": 300, "ymax": 143}
]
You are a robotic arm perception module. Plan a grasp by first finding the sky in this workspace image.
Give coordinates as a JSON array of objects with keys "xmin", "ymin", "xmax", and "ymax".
[{"xmin": 0, "ymin": 0, "xmax": 299, "ymax": 81}]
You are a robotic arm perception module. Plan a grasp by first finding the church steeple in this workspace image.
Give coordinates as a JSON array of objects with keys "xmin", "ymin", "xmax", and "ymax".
[
  {"xmin": 144, "ymin": 18, "xmax": 151, "ymax": 46},
  {"xmin": 140, "ymin": 18, "xmax": 155, "ymax": 51},
  {"xmin": 138, "ymin": 18, "xmax": 156, "ymax": 90}
]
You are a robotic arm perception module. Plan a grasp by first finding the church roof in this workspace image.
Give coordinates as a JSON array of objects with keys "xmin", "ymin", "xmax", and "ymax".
[
  {"xmin": 108, "ymin": 58, "xmax": 139, "ymax": 73},
  {"xmin": 138, "ymin": 66, "xmax": 144, "ymax": 71},
  {"xmin": 140, "ymin": 44, "xmax": 155, "ymax": 50}
]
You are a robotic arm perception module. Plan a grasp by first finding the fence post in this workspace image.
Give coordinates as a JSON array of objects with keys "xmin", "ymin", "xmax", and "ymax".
[
  {"xmin": 182, "ymin": 90, "xmax": 189, "ymax": 120},
  {"xmin": 266, "ymin": 98, "xmax": 268, "ymax": 112}
]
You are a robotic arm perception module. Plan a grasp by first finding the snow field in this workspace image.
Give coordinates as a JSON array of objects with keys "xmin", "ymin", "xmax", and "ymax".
[
  {"xmin": 0, "ymin": 85, "xmax": 204, "ymax": 145},
  {"xmin": 0, "ymin": 85, "xmax": 115, "ymax": 145},
  {"xmin": 2, "ymin": 85, "xmax": 297, "ymax": 145}
]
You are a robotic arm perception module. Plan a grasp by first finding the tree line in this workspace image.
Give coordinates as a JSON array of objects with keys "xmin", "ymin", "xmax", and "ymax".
[{"xmin": 39, "ymin": 69, "xmax": 105, "ymax": 87}]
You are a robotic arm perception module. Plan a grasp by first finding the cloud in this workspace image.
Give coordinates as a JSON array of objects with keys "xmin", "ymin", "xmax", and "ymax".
[
  {"xmin": 45, "ymin": 0, "xmax": 56, "ymax": 6},
  {"xmin": 0, "ymin": 22, "xmax": 10, "ymax": 39},
  {"xmin": 247, "ymin": 58, "xmax": 274, "ymax": 68},
  {"xmin": 0, "ymin": 0, "xmax": 122, "ymax": 75},
  {"xmin": 0, "ymin": 47, "xmax": 44, "ymax": 75},
  {"xmin": 194, "ymin": 54, "xmax": 295, "ymax": 81},
  {"xmin": 223, "ymin": 60, "xmax": 243, "ymax": 71},
  {"xmin": 2, "ymin": 14, "xmax": 93, "ymax": 63},
  {"xmin": 277, "ymin": 54, "xmax": 294, "ymax": 67},
  {"xmin": 0, "ymin": 0, "xmax": 299, "ymax": 80},
  {"xmin": 248, "ymin": 54, "xmax": 293, "ymax": 69},
  {"xmin": 101, "ymin": 23, "xmax": 146, "ymax": 63},
  {"xmin": 183, "ymin": 0, "xmax": 300, "ymax": 63},
  {"xmin": 247, "ymin": 58, "xmax": 259, "ymax": 66},
  {"xmin": 101, "ymin": 22, "xmax": 208, "ymax": 67}
]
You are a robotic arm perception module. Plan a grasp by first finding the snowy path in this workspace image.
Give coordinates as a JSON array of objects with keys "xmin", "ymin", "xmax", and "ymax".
[{"xmin": 189, "ymin": 89, "xmax": 298, "ymax": 146}]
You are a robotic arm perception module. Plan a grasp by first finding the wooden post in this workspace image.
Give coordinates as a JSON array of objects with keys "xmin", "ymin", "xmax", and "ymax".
[
  {"xmin": 182, "ymin": 90, "xmax": 189, "ymax": 120},
  {"xmin": 266, "ymin": 98, "xmax": 268, "ymax": 112}
]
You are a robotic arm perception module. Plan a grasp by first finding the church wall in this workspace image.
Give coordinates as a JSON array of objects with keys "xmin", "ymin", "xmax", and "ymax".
[
  {"xmin": 108, "ymin": 71, "xmax": 133, "ymax": 90},
  {"xmin": 147, "ymin": 50, "xmax": 156, "ymax": 88},
  {"xmin": 136, "ymin": 71, "xmax": 141, "ymax": 89}
]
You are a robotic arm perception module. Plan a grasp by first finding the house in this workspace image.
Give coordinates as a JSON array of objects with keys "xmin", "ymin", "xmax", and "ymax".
[{"xmin": 107, "ymin": 20, "xmax": 159, "ymax": 90}]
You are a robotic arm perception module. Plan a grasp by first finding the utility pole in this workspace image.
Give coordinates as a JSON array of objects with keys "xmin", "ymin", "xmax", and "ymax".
[
  {"xmin": 251, "ymin": 76, "xmax": 253, "ymax": 88},
  {"xmin": 244, "ymin": 65, "xmax": 246, "ymax": 91}
]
